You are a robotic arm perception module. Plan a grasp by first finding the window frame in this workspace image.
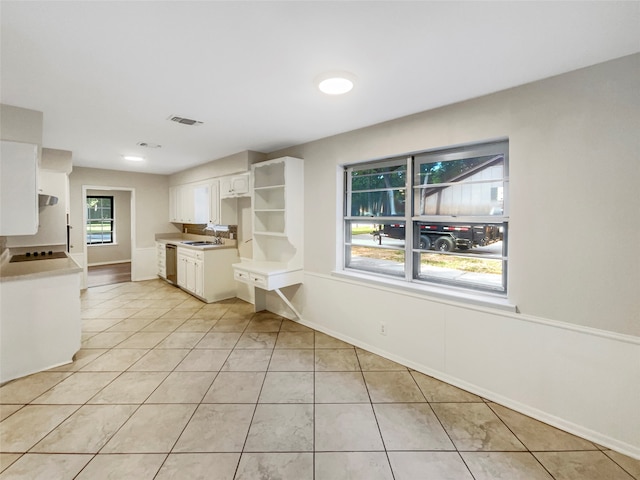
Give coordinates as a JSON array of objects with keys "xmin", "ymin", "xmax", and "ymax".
[
  {"xmin": 86, "ymin": 195, "xmax": 115, "ymax": 245},
  {"xmin": 342, "ymin": 139, "xmax": 509, "ymax": 297}
]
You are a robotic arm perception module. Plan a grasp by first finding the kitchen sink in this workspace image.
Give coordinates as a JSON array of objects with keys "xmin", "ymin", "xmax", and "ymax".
[{"xmin": 181, "ymin": 240, "xmax": 222, "ymax": 246}]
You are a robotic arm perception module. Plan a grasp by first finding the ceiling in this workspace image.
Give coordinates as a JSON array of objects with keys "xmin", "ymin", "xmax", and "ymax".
[{"xmin": 2, "ymin": 1, "xmax": 639, "ymax": 175}]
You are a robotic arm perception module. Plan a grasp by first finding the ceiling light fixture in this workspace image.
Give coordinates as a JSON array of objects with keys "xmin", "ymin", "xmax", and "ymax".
[
  {"xmin": 137, "ymin": 142, "xmax": 162, "ymax": 148},
  {"xmin": 123, "ymin": 155, "xmax": 144, "ymax": 162},
  {"xmin": 317, "ymin": 71, "xmax": 356, "ymax": 95}
]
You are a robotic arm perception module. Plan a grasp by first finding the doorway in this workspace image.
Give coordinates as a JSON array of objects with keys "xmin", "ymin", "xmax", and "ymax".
[{"xmin": 82, "ymin": 186, "xmax": 135, "ymax": 288}]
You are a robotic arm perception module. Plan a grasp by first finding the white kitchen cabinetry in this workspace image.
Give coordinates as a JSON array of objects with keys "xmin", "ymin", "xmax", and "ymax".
[
  {"xmin": 233, "ymin": 157, "xmax": 303, "ymax": 317},
  {"xmin": 209, "ymin": 179, "xmax": 219, "ymax": 224},
  {"xmin": 156, "ymin": 242, "xmax": 166, "ymax": 278},
  {"xmin": 220, "ymin": 172, "xmax": 250, "ymax": 198},
  {"xmin": 170, "ymin": 183, "xmax": 210, "ymax": 224},
  {"xmin": 0, "ymin": 141, "xmax": 39, "ymax": 235},
  {"xmin": 176, "ymin": 246, "xmax": 239, "ymax": 303}
]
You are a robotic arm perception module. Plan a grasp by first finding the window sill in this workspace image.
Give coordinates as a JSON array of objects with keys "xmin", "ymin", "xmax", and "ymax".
[
  {"xmin": 87, "ymin": 243, "xmax": 118, "ymax": 247},
  {"xmin": 331, "ymin": 269, "xmax": 517, "ymax": 313}
]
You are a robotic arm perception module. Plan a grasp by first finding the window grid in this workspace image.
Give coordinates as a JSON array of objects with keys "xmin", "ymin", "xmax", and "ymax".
[{"xmin": 86, "ymin": 196, "xmax": 115, "ymax": 245}]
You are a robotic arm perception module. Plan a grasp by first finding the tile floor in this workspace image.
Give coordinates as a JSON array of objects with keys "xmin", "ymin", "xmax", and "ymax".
[{"xmin": 1, "ymin": 279, "xmax": 639, "ymax": 479}]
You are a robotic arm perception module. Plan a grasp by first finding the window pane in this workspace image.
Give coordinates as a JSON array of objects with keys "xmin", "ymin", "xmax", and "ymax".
[
  {"xmin": 345, "ymin": 221, "xmax": 405, "ymax": 278},
  {"xmin": 415, "ymin": 154, "xmax": 505, "ymax": 216},
  {"xmin": 349, "ymin": 161, "xmax": 406, "ymax": 217},
  {"xmin": 416, "ymin": 252, "xmax": 504, "ymax": 292},
  {"xmin": 86, "ymin": 196, "xmax": 114, "ymax": 244}
]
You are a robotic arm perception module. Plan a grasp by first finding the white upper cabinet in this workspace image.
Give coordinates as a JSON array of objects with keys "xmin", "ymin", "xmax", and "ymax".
[
  {"xmin": 169, "ymin": 182, "xmax": 210, "ymax": 224},
  {"xmin": 220, "ymin": 172, "xmax": 250, "ymax": 198},
  {"xmin": 0, "ymin": 141, "xmax": 39, "ymax": 235}
]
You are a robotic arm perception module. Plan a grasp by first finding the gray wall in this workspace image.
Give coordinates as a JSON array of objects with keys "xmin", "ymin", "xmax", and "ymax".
[{"xmin": 270, "ymin": 53, "xmax": 640, "ymax": 337}]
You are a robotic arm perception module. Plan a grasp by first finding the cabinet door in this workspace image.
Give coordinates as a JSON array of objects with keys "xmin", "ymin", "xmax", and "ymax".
[
  {"xmin": 194, "ymin": 259, "xmax": 204, "ymax": 296},
  {"xmin": 209, "ymin": 180, "xmax": 220, "ymax": 224},
  {"xmin": 230, "ymin": 174, "xmax": 249, "ymax": 196},
  {"xmin": 185, "ymin": 258, "xmax": 197, "ymax": 293},
  {"xmin": 177, "ymin": 254, "xmax": 188, "ymax": 287},
  {"xmin": 169, "ymin": 186, "xmax": 178, "ymax": 222},
  {"xmin": 193, "ymin": 183, "xmax": 210, "ymax": 224},
  {"xmin": 179, "ymin": 185, "xmax": 195, "ymax": 223},
  {"xmin": 0, "ymin": 141, "xmax": 38, "ymax": 235}
]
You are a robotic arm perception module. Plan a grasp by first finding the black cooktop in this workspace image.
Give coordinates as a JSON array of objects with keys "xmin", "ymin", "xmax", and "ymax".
[{"xmin": 10, "ymin": 251, "xmax": 68, "ymax": 262}]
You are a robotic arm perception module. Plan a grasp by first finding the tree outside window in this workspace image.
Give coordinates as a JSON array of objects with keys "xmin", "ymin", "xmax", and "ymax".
[{"xmin": 86, "ymin": 196, "xmax": 115, "ymax": 244}]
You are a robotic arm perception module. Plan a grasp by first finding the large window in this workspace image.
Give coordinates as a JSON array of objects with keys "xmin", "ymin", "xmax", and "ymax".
[
  {"xmin": 86, "ymin": 196, "xmax": 115, "ymax": 244},
  {"xmin": 344, "ymin": 140, "xmax": 508, "ymax": 294}
]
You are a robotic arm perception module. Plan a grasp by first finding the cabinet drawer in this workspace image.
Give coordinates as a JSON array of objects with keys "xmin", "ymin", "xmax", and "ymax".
[
  {"xmin": 234, "ymin": 269, "xmax": 250, "ymax": 283},
  {"xmin": 250, "ymin": 273, "xmax": 268, "ymax": 288}
]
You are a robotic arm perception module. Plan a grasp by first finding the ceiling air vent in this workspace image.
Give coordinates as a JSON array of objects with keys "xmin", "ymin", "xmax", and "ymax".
[{"xmin": 168, "ymin": 115, "xmax": 203, "ymax": 126}]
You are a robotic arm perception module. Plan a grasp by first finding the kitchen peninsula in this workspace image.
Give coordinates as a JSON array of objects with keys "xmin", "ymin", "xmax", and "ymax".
[{"xmin": 0, "ymin": 248, "xmax": 82, "ymax": 383}]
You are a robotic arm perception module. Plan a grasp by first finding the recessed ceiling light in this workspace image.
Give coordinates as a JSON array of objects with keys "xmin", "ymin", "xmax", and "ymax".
[
  {"xmin": 123, "ymin": 155, "xmax": 144, "ymax": 162},
  {"xmin": 317, "ymin": 71, "xmax": 356, "ymax": 95}
]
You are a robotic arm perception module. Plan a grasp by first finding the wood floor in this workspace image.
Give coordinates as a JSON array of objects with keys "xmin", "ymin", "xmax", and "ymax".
[{"xmin": 87, "ymin": 262, "xmax": 131, "ymax": 288}]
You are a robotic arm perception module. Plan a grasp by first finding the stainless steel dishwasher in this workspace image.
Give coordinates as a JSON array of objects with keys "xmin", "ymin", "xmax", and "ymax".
[{"xmin": 165, "ymin": 243, "xmax": 177, "ymax": 285}]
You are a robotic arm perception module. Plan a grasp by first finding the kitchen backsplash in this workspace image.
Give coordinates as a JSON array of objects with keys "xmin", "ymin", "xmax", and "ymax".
[{"xmin": 183, "ymin": 224, "xmax": 237, "ymax": 239}]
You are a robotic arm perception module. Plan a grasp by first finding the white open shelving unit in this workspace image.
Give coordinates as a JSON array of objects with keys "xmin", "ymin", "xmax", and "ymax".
[{"xmin": 233, "ymin": 156, "xmax": 304, "ymax": 317}]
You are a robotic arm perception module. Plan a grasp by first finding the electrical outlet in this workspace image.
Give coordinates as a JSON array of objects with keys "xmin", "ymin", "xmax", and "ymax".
[{"xmin": 379, "ymin": 322, "xmax": 387, "ymax": 336}]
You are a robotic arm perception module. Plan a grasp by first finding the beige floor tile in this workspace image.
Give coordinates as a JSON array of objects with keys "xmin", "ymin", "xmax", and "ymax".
[
  {"xmin": 315, "ymin": 332, "xmax": 353, "ymax": 348},
  {"xmin": 236, "ymin": 453, "xmax": 313, "ymax": 480},
  {"xmin": 115, "ymin": 331, "xmax": 169, "ymax": 349},
  {"xmin": 316, "ymin": 452, "xmax": 393, "ymax": 480},
  {"xmin": 236, "ymin": 332, "xmax": 278, "ymax": 349},
  {"xmin": 32, "ymin": 372, "xmax": 119, "ymax": 404},
  {"xmin": 80, "ymin": 348, "xmax": 149, "ymax": 371},
  {"xmin": 315, "ymin": 348, "xmax": 360, "ymax": 371},
  {"xmin": 462, "ymin": 452, "xmax": 554, "ymax": 480},
  {"xmin": 388, "ymin": 451, "xmax": 474, "ymax": 480},
  {"xmin": 155, "ymin": 331, "xmax": 206, "ymax": 348},
  {"xmin": 275, "ymin": 331, "xmax": 314, "ymax": 349},
  {"xmin": 0, "ymin": 453, "xmax": 21, "ymax": 473},
  {"xmin": 127, "ymin": 348, "xmax": 190, "ymax": 371},
  {"xmin": 535, "ymin": 451, "xmax": 636, "ymax": 480},
  {"xmin": 604, "ymin": 450, "xmax": 640, "ymax": 479},
  {"xmin": 211, "ymin": 317, "xmax": 251, "ymax": 332},
  {"xmin": 82, "ymin": 330, "xmax": 134, "ymax": 348},
  {"xmin": 129, "ymin": 307, "xmax": 172, "ymax": 319},
  {"xmin": 146, "ymin": 371, "xmax": 216, "ymax": 403},
  {"xmin": 315, "ymin": 403, "xmax": 384, "ymax": 451},
  {"xmin": 173, "ymin": 404, "xmax": 255, "ymax": 452},
  {"xmin": 81, "ymin": 307, "xmax": 114, "ymax": 319},
  {"xmin": 203, "ymin": 372, "xmax": 265, "ymax": 403},
  {"xmin": 89, "ymin": 372, "xmax": 169, "ymax": 404},
  {"xmin": 81, "ymin": 318, "xmax": 124, "ymax": 331},
  {"xmin": 411, "ymin": 371, "xmax": 482, "ymax": 402},
  {"xmin": 363, "ymin": 371, "xmax": 426, "ymax": 402},
  {"xmin": 140, "ymin": 318, "xmax": 187, "ymax": 332},
  {"xmin": 190, "ymin": 303, "xmax": 229, "ymax": 320},
  {"xmin": 196, "ymin": 332, "xmax": 241, "ymax": 348},
  {"xmin": 175, "ymin": 349, "xmax": 230, "ymax": 372},
  {"xmin": 0, "ymin": 372, "xmax": 71, "ymax": 404},
  {"xmin": 269, "ymin": 349, "xmax": 315, "ymax": 371},
  {"xmin": 0, "ymin": 405, "xmax": 23, "ymax": 422},
  {"xmin": 0, "ymin": 404, "xmax": 79, "ymax": 452},
  {"xmin": 244, "ymin": 404, "xmax": 314, "ymax": 452},
  {"xmin": 245, "ymin": 317, "xmax": 282, "ymax": 333},
  {"xmin": 356, "ymin": 348, "xmax": 407, "ymax": 370},
  {"xmin": 102, "ymin": 404, "xmax": 196, "ymax": 453},
  {"xmin": 374, "ymin": 403, "xmax": 455, "ymax": 450},
  {"xmin": 175, "ymin": 318, "xmax": 218, "ymax": 332},
  {"xmin": 106, "ymin": 317, "xmax": 156, "ymax": 331},
  {"xmin": 155, "ymin": 452, "xmax": 240, "ymax": 480},
  {"xmin": 315, "ymin": 372, "xmax": 369, "ymax": 403},
  {"xmin": 75, "ymin": 453, "xmax": 166, "ymax": 480},
  {"xmin": 221, "ymin": 349, "xmax": 272, "ymax": 371},
  {"xmin": 0, "ymin": 453, "xmax": 92, "ymax": 480},
  {"xmin": 280, "ymin": 319, "xmax": 313, "ymax": 332},
  {"xmin": 31, "ymin": 404, "xmax": 137, "ymax": 453},
  {"xmin": 102, "ymin": 308, "xmax": 142, "ymax": 319},
  {"xmin": 259, "ymin": 372, "xmax": 314, "ymax": 403},
  {"xmin": 49, "ymin": 348, "xmax": 108, "ymax": 372},
  {"xmin": 431, "ymin": 403, "xmax": 527, "ymax": 451},
  {"xmin": 489, "ymin": 402, "xmax": 598, "ymax": 451},
  {"xmin": 159, "ymin": 308, "xmax": 200, "ymax": 320}
]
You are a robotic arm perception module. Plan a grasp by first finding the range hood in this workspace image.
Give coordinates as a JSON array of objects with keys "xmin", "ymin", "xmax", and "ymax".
[{"xmin": 38, "ymin": 194, "xmax": 59, "ymax": 207}]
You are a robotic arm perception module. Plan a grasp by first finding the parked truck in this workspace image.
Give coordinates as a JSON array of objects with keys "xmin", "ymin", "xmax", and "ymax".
[{"xmin": 372, "ymin": 223, "xmax": 502, "ymax": 252}]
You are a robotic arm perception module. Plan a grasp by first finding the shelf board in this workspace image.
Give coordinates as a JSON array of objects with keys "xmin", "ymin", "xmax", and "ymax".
[
  {"xmin": 254, "ymin": 184, "xmax": 285, "ymax": 190},
  {"xmin": 254, "ymin": 208, "xmax": 285, "ymax": 213},
  {"xmin": 254, "ymin": 231, "xmax": 287, "ymax": 237}
]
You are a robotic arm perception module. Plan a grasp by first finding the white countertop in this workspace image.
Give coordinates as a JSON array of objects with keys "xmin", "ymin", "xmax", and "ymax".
[{"xmin": 0, "ymin": 250, "xmax": 81, "ymax": 282}]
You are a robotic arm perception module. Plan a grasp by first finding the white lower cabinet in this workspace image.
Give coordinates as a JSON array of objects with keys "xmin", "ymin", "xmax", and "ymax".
[
  {"xmin": 175, "ymin": 246, "xmax": 238, "ymax": 303},
  {"xmin": 156, "ymin": 242, "xmax": 166, "ymax": 278}
]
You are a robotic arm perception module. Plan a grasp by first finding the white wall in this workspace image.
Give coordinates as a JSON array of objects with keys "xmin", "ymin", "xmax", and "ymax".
[{"xmin": 267, "ymin": 54, "xmax": 640, "ymax": 457}]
